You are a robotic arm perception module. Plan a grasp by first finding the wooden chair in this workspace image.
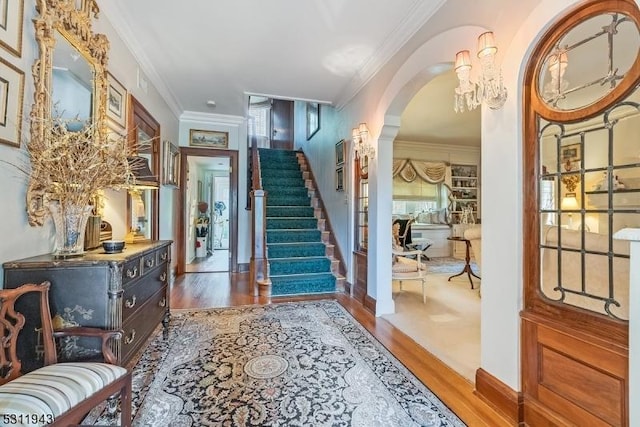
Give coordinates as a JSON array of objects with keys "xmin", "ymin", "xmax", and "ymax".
[
  {"xmin": 0, "ymin": 281, "xmax": 132, "ymax": 426},
  {"xmin": 392, "ymin": 249, "xmax": 428, "ymax": 303}
]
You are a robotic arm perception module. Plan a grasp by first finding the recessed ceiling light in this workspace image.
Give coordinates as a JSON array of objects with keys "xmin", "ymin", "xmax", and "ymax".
[{"xmin": 206, "ymin": 100, "xmax": 216, "ymax": 107}]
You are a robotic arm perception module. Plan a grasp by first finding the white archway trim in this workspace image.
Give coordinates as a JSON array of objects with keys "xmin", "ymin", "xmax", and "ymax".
[{"xmin": 370, "ymin": 118, "xmax": 401, "ymax": 316}]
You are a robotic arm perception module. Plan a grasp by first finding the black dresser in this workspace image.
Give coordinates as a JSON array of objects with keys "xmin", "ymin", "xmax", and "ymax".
[{"xmin": 3, "ymin": 240, "xmax": 172, "ymax": 372}]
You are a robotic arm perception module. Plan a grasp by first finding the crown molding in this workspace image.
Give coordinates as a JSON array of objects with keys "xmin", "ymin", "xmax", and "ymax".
[
  {"xmin": 99, "ymin": 3, "xmax": 183, "ymax": 119},
  {"xmin": 180, "ymin": 111, "xmax": 246, "ymax": 126},
  {"xmin": 395, "ymin": 139, "xmax": 480, "ymax": 154},
  {"xmin": 334, "ymin": 0, "xmax": 447, "ymax": 110}
]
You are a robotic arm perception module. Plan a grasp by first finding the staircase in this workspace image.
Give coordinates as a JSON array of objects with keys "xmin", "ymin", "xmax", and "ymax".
[{"xmin": 258, "ymin": 148, "xmax": 343, "ymax": 296}]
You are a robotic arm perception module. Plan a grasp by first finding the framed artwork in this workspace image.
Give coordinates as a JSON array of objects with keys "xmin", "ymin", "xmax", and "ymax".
[
  {"xmin": 306, "ymin": 102, "xmax": 320, "ymax": 140},
  {"xmin": 0, "ymin": 56, "xmax": 24, "ymax": 147},
  {"xmin": 335, "ymin": 166, "xmax": 344, "ymax": 192},
  {"xmin": 0, "ymin": 0, "xmax": 24, "ymax": 57},
  {"xmin": 163, "ymin": 140, "xmax": 180, "ymax": 187},
  {"xmin": 190, "ymin": 129, "xmax": 229, "ymax": 148},
  {"xmin": 561, "ymin": 143, "xmax": 581, "ymax": 162},
  {"xmin": 335, "ymin": 139, "xmax": 345, "ymax": 166},
  {"xmin": 561, "ymin": 143, "xmax": 581, "ymax": 171},
  {"xmin": 106, "ymin": 72, "xmax": 127, "ymax": 130}
]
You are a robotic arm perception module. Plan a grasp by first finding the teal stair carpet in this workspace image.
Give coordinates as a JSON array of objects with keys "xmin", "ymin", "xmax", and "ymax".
[{"xmin": 259, "ymin": 148, "xmax": 336, "ymax": 296}]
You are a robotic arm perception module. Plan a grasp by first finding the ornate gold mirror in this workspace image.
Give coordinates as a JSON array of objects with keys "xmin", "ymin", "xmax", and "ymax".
[{"xmin": 27, "ymin": 0, "xmax": 109, "ymax": 226}]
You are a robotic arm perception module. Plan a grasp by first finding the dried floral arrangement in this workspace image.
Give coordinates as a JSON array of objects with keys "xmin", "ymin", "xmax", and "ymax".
[{"xmin": 23, "ymin": 116, "xmax": 135, "ymax": 211}]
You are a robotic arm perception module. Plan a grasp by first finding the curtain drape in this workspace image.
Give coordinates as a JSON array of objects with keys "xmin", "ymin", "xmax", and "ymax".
[{"xmin": 392, "ymin": 159, "xmax": 450, "ymax": 184}]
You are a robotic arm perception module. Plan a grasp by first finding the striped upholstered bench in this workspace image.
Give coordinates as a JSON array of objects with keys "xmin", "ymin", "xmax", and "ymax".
[{"xmin": 0, "ymin": 363, "xmax": 128, "ymax": 425}]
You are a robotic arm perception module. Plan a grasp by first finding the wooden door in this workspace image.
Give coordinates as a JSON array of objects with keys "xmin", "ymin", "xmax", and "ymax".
[
  {"xmin": 521, "ymin": 1, "xmax": 640, "ymax": 425},
  {"xmin": 270, "ymin": 99, "xmax": 293, "ymax": 149}
]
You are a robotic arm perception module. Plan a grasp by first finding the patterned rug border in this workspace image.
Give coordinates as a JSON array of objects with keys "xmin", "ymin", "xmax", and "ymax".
[{"xmin": 89, "ymin": 299, "xmax": 466, "ymax": 426}]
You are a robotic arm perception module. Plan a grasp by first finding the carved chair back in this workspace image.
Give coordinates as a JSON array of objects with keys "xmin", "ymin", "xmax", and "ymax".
[{"xmin": 0, "ymin": 281, "xmax": 57, "ymax": 384}]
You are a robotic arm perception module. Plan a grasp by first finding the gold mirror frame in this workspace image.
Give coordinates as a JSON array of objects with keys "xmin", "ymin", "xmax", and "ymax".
[{"xmin": 27, "ymin": 0, "xmax": 109, "ymax": 226}]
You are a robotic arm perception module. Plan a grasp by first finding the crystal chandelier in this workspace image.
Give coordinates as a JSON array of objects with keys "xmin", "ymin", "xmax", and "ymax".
[{"xmin": 454, "ymin": 32, "xmax": 508, "ymax": 112}]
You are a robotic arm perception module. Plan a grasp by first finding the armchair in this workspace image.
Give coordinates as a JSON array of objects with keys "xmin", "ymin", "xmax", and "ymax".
[
  {"xmin": 392, "ymin": 218, "xmax": 414, "ymax": 250},
  {"xmin": 0, "ymin": 281, "xmax": 132, "ymax": 426}
]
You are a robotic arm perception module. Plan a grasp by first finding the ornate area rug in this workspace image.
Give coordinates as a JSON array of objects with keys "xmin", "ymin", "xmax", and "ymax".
[
  {"xmin": 426, "ymin": 257, "xmax": 479, "ymax": 275},
  {"xmin": 87, "ymin": 300, "xmax": 465, "ymax": 426}
]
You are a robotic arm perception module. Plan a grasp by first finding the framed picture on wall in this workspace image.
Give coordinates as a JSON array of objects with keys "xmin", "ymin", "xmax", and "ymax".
[
  {"xmin": 0, "ymin": 57, "xmax": 24, "ymax": 147},
  {"xmin": 163, "ymin": 140, "xmax": 180, "ymax": 187},
  {"xmin": 335, "ymin": 139, "xmax": 345, "ymax": 166},
  {"xmin": 106, "ymin": 72, "xmax": 127, "ymax": 130},
  {"xmin": 561, "ymin": 142, "xmax": 581, "ymax": 170},
  {"xmin": 190, "ymin": 129, "xmax": 229, "ymax": 148},
  {"xmin": 336, "ymin": 166, "xmax": 344, "ymax": 192},
  {"xmin": 561, "ymin": 143, "xmax": 581, "ymax": 162},
  {"xmin": 306, "ymin": 102, "xmax": 320, "ymax": 140},
  {"xmin": 0, "ymin": 0, "xmax": 24, "ymax": 57}
]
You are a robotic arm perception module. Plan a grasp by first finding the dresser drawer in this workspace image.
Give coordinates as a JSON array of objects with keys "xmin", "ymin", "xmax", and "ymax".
[
  {"xmin": 122, "ymin": 257, "xmax": 142, "ymax": 285},
  {"xmin": 122, "ymin": 266, "xmax": 168, "ymax": 321},
  {"xmin": 157, "ymin": 245, "xmax": 170, "ymax": 264},
  {"xmin": 120, "ymin": 286, "xmax": 167, "ymax": 364},
  {"xmin": 140, "ymin": 251, "xmax": 158, "ymax": 274}
]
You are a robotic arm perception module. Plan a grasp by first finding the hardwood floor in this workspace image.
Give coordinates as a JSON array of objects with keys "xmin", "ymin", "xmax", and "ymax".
[{"xmin": 170, "ymin": 272, "xmax": 512, "ymax": 427}]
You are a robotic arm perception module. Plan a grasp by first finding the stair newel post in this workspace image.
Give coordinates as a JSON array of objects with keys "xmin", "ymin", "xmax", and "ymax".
[{"xmin": 250, "ymin": 148, "xmax": 271, "ymax": 296}]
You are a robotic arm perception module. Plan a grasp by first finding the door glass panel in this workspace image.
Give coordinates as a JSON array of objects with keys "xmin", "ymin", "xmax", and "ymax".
[
  {"xmin": 538, "ymin": 12, "xmax": 640, "ymax": 110},
  {"xmin": 539, "ymin": 88, "xmax": 639, "ymax": 320}
]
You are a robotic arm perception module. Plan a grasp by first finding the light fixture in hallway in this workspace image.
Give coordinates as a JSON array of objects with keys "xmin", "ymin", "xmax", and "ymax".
[
  {"xmin": 352, "ymin": 122, "xmax": 375, "ymax": 159},
  {"xmin": 454, "ymin": 31, "xmax": 508, "ymax": 112}
]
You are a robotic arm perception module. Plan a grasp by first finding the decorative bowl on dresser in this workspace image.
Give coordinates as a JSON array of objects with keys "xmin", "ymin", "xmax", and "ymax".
[{"xmin": 3, "ymin": 240, "xmax": 172, "ymax": 373}]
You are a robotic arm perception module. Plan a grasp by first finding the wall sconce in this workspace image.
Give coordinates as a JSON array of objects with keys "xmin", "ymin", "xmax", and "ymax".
[
  {"xmin": 352, "ymin": 123, "xmax": 375, "ymax": 160},
  {"xmin": 544, "ymin": 51, "xmax": 569, "ymax": 100},
  {"xmin": 561, "ymin": 158, "xmax": 579, "ymax": 193},
  {"xmin": 454, "ymin": 31, "xmax": 508, "ymax": 112}
]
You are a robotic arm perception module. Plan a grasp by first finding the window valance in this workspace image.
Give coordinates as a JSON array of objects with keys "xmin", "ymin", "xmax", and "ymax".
[{"xmin": 392, "ymin": 159, "xmax": 450, "ymax": 184}]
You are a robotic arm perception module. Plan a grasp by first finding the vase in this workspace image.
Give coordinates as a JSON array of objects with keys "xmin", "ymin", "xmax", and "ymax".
[{"xmin": 49, "ymin": 201, "xmax": 94, "ymax": 257}]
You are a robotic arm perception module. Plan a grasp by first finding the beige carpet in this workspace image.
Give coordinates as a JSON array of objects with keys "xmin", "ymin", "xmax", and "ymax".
[{"xmin": 382, "ymin": 272, "xmax": 480, "ymax": 382}]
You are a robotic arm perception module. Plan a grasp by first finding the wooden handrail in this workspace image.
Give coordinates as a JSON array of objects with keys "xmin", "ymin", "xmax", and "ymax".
[{"xmin": 249, "ymin": 145, "xmax": 270, "ymax": 295}]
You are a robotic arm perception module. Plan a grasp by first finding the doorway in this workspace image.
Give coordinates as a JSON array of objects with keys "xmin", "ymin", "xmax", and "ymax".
[
  {"xmin": 177, "ymin": 147, "xmax": 239, "ymax": 275},
  {"xmin": 382, "ymin": 69, "xmax": 482, "ymax": 383}
]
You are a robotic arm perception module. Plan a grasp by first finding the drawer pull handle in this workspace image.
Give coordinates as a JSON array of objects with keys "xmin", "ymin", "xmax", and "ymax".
[
  {"xmin": 160, "ymin": 272, "xmax": 167, "ymax": 282},
  {"xmin": 160, "ymin": 252, "xmax": 168, "ymax": 261},
  {"xmin": 145, "ymin": 258, "xmax": 155, "ymax": 268},
  {"xmin": 124, "ymin": 329, "xmax": 136, "ymax": 345},
  {"xmin": 158, "ymin": 297, "xmax": 166, "ymax": 308},
  {"xmin": 126, "ymin": 267, "xmax": 138, "ymax": 279},
  {"xmin": 125, "ymin": 295, "xmax": 137, "ymax": 308}
]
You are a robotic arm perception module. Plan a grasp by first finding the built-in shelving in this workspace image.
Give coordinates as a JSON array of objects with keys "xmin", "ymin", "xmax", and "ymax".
[
  {"xmin": 585, "ymin": 188, "xmax": 640, "ymax": 209},
  {"xmin": 450, "ymin": 163, "xmax": 479, "ymax": 224}
]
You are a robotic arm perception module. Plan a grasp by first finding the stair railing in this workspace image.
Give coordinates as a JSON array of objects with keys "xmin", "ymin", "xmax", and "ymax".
[{"xmin": 249, "ymin": 145, "xmax": 270, "ymax": 295}]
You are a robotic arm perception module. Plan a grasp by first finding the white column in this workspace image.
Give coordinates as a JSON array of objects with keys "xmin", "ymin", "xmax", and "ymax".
[{"xmin": 613, "ymin": 227, "xmax": 640, "ymax": 427}]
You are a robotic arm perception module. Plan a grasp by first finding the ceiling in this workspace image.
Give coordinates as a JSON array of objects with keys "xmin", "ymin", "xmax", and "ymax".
[{"xmin": 100, "ymin": 0, "xmax": 479, "ymax": 146}]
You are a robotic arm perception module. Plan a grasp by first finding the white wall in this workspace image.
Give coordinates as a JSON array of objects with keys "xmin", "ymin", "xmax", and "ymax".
[
  {"xmin": 293, "ymin": 101, "xmax": 353, "ymax": 278},
  {"xmin": 0, "ymin": 1, "xmax": 180, "ymax": 284}
]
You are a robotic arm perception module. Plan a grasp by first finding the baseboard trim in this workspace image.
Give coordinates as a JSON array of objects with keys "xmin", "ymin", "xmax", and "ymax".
[
  {"xmin": 363, "ymin": 294, "xmax": 376, "ymax": 314},
  {"xmin": 475, "ymin": 368, "xmax": 523, "ymax": 425},
  {"xmin": 237, "ymin": 263, "xmax": 249, "ymax": 273},
  {"xmin": 343, "ymin": 281, "xmax": 352, "ymax": 296}
]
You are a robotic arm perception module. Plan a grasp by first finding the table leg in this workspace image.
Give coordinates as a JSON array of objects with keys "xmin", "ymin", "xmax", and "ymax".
[{"xmin": 447, "ymin": 240, "xmax": 480, "ymax": 289}]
